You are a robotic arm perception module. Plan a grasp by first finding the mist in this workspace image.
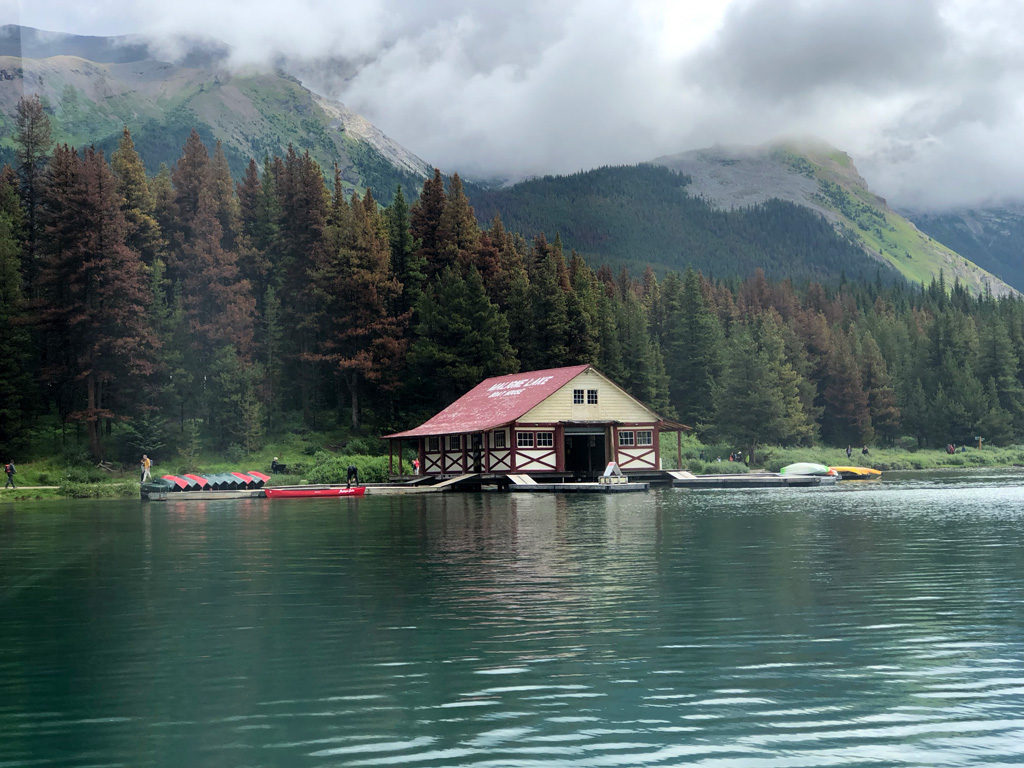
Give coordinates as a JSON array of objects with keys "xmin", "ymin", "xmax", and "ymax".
[{"xmin": 13, "ymin": 0, "xmax": 1024, "ymax": 210}]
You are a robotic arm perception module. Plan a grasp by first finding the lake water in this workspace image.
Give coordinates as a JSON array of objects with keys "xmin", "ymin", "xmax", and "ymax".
[{"xmin": 3, "ymin": 470, "xmax": 1024, "ymax": 767}]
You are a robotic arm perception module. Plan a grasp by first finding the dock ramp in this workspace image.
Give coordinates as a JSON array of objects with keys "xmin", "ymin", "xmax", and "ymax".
[
  {"xmin": 666, "ymin": 470, "xmax": 697, "ymax": 480},
  {"xmin": 506, "ymin": 474, "xmax": 538, "ymax": 486},
  {"xmin": 429, "ymin": 474, "xmax": 480, "ymax": 491}
]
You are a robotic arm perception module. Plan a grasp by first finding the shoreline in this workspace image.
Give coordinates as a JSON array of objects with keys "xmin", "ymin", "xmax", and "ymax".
[{"xmin": 2, "ymin": 459, "xmax": 1023, "ymax": 502}]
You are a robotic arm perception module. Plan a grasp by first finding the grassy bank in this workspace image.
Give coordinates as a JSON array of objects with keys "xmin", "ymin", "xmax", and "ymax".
[
  {"xmin": 3, "ymin": 437, "xmax": 1022, "ymax": 502},
  {"xmin": 660, "ymin": 433, "xmax": 1024, "ymax": 473},
  {"xmin": 0, "ymin": 445, "xmax": 410, "ymax": 501}
]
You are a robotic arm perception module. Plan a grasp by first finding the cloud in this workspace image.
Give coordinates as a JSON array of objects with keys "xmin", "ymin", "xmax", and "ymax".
[{"xmin": 13, "ymin": 0, "xmax": 1024, "ymax": 208}]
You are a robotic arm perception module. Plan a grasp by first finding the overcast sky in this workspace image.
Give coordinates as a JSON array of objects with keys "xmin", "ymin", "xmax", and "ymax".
[{"xmin": 6, "ymin": 0, "xmax": 1024, "ymax": 210}]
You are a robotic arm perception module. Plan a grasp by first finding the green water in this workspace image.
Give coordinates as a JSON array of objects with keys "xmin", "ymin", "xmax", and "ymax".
[{"xmin": 3, "ymin": 470, "xmax": 1024, "ymax": 766}]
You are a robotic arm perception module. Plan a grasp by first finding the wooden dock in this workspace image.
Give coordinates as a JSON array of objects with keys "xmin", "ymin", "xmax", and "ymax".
[
  {"xmin": 667, "ymin": 472, "xmax": 838, "ymax": 489},
  {"xmin": 507, "ymin": 478, "xmax": 649, "ymax": 493}
]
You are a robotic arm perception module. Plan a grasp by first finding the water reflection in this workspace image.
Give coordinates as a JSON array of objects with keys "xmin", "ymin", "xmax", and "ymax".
[{"xmin": 2, "ymin": 475, "xmax": 1024, "ymax": 766}]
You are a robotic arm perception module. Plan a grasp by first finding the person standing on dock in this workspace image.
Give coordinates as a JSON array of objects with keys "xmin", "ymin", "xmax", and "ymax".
[
  {"xmin": 4, "ymin": 460, "xmax": 15, "ymax": 489},
  {"xmin": 140, "ymin": 454, "xmax": 152, "ymax": 482},
  {"xmin": 346, "ymin": 464, "xmax": 360, "ymax": 488}
]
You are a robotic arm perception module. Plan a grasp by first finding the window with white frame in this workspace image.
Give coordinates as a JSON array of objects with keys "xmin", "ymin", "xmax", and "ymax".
[
  {"xmin": 536, "ymin": 432, "xmax": 553, "ymax": 447},
  {"xmin": 448, "ymin": 434, "xmax": 461, "ymax": 451},
  {"xmin": 516, "ymin": 432, "xmax": 534, "ymax": 449},
  {"xmin": 493, "ymin": 430, "xmax": 506, "ymax": 448},
  {"xmin": 573, "ymin": 389, "xmax": 584, "ymax": 404},
  {"xmin": 637, "ymin": 430, "xmax": 653, "ymax": 446},
  {"xmin": 587, "ymin": 389, "xmax": 598, "ymax": 404},
  {"xmin": 618, "ymin": 430, "xmax": 635, "ymax": 446},
  {"xmin": 427, "ymin": 437, "xmax": 439, "ymax": 452}
]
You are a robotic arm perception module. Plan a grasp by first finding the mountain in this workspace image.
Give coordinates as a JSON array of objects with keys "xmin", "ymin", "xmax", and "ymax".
[
  {"xmin": 653, "ymin": 141, "xmax": 1015, "ymax": 296},
  {"xmin": 467, "ymin": 164, "xmax": 904, "ymax": 287},
  {"xmin": 0, "ymin": 25, "xmax": 430, "ymax": 201},
  {"xmin": 905, "ymin": 205, "xmax": 1024, "ymax": 292}
]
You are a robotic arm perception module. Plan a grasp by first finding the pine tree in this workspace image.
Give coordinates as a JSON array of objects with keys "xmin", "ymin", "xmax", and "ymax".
[
  {"xmin": 407, "ymin": 264, "xmax": 518, "ymax": 409},
  {"xmin": 210, "ymin": 140, "xmax": 239, "ymax": 252},
  {"xmin": 821, "ymin": 331, "xmax": 872, "ymax": 445},
  {"xmin": 310, "ymin": 190, "xmax": 407, "ymax": 430},
  {"xmin": 859, "ymin": 333, "xmax": 901, "ymax": 443},
  {"xmin": 711, "ymin": 319, "xmax": 814, "ymax": 455},
  {"xmin": 384, "ymin": 186, "xmax": 423, "ymax": 314},
  {"xmin": 0, "ymin": 168, "xmax": 32, "ymax": 450},
  {"xmin": 168, "ymin": 131, "xmax": 255, "ymax": 429},
  {"xmin": 976, "ymin": 316, "xmax": 1024, "ymax": 430},
  {"xmin": 110, "ymin": 127, "xmax": 162, "ymax": 265},
  {"xmin": 661, "ymin": 268, "xmax": 722, "ymax": 427},
  {"xmin": 13, "ymin": 95, "xmax": 52, "ymax": 280},
  {"xmin": 435, "ymin": 172, "xmax": 479, "ymax": 272},
  {"xmin": 37, "ymin": 147, "xmax": 158, "ymax": 458},
  {"xmin": 410, "ymin": 168, "xmax": 446, "ymax": 279},
  {"xmin": 525, "ymin": 240, "xmax": 571, "ymax": 367}
]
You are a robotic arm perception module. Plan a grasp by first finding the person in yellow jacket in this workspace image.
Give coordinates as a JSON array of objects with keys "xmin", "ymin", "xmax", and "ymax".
[{"xmin": 140, "ymin": 454, "xmax": 152, "ymax": 482}]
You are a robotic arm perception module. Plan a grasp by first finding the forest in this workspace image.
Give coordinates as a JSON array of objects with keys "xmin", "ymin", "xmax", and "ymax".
[
  {"xmin": 466, "ymin": 165, "xmax": 902, "ymax": 285},
  {"xmin": 4, "ymin": 94, "xmax": 1024, "ymax": 466}
]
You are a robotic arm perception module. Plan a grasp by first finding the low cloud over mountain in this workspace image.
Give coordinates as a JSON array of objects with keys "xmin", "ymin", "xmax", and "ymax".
[{"xmin": 12, "ymin": 0, "xmax": 1024, "ymax": 210}]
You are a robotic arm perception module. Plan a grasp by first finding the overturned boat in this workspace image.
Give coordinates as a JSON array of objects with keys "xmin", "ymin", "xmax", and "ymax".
[{"xmin": 829, "ymin": 466, "xmax": 882, "ymax": 480}]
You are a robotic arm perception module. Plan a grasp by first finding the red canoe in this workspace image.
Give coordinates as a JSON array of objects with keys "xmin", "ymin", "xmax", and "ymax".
[{"xmin": 264, "ymin": 486, "xmax": 366, "ymax": 498}]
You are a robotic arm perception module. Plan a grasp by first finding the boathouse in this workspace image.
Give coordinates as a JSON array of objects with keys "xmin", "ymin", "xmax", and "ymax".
[{"xmin": 384, "ymin": 364, "xmax": 688, "ymax": 478}]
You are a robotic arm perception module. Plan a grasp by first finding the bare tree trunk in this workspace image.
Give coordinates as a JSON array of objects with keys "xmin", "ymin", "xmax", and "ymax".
[{"xmin": 87, "ymin": 371, "xmax": 101, "ymax": 459}]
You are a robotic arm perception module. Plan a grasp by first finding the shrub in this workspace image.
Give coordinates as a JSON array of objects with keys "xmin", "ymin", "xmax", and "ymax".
[
  {"xmin": 304, "ymin": 453, "xmax": 391, "ymax": 484},
  {"xmin": 65, "ymin": 465, "xmax": 107, "ymax": 483},
  {"xmin": 60, "ymin": 480, "xmax": 138, "ymax": 498}
]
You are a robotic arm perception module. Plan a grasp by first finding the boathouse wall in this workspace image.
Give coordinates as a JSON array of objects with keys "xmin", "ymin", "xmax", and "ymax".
[{"xmin": 390, "ymin": 365, "xmax": 679, "ymax": 478}]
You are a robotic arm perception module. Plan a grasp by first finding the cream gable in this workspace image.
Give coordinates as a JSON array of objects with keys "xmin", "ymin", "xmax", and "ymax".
[{"xmin": 520, "ymin": 368, "xmax": 660, "ymax": 424}]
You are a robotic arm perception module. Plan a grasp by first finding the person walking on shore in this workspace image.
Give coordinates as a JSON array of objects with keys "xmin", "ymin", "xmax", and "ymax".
[
  {"xmin": 140, "ymin": 454, "xmax": 152, "ymax": 483},
  {"xmin": 4, "ymin": 460, "xmax": 15, "ymax": 489}
]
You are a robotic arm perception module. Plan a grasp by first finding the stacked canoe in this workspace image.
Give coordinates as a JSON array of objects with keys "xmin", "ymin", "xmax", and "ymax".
[{"xmin": 141, "ymin": 471, "xmax": 270, "ymax": 500}]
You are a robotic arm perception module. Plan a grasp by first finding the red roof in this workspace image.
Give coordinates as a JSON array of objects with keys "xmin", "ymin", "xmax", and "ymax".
[{"xmin": 384, "ymin": 365, "xmax": 592, "ymax": 439}]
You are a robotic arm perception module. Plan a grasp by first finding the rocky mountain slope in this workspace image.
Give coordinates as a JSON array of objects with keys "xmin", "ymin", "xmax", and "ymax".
[
  {"xmin": 0, "ymin": 25, "xmax": 430, "ymax": 201},
  {"xmin": 653, "ymin": 141, "xmax": 1015, "ymax": 296},
  {"xmin": 906, "ymin": 205, "xmax": 1024, "ymax": 293}
]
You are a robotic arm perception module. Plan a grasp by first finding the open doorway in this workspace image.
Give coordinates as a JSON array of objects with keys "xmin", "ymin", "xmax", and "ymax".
[{"xmin": 564, "ymin": 431, "xmax": 606, "ymax": 479}]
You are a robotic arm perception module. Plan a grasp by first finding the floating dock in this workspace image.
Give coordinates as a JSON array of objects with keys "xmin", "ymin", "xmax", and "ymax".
[
  {"xmin": 142, "ymin": 469, "xmax": 839, "ymax": 500},
  {"xmin": 666, "ymin": 471, "xmax": 838, "ymax": 489}
]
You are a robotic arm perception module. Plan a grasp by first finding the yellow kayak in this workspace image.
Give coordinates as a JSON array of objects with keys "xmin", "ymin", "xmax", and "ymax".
[{"xmin": 829, "ymin": 466, "xmax": 882, "ymax": 480}]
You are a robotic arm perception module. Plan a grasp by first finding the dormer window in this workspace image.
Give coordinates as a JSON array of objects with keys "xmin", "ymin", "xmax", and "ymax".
[
  {"xmin": 573, "ymin": 389, "xmax": 584, "ymax": 404},
  {"xmin": 587, "ymin": 389, "xmax": 598, "ymax": 404}
]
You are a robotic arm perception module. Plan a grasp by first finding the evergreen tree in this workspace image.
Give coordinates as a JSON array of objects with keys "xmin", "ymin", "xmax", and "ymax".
[
  {"xmin": 525, "ymin": 240, "xmax": 571, "ymax": 368},
  {"xmin": 821, "ymin": 331, "xmax": 872, "ymax": 445},
  {"xmin": 0, "ymin": 168, "xmax": 32, "ymax": 450},
  {"xmin": 712, "ymin": 321, "xmax": 813, "ymax": 456},
  {"xmin": 13, "ymin": 95, "xmax": 52, "ymax": 279},
  {"xmin": 311, "ymin": 190, "xmax": 407, "ymax": 430},
  {"xmin": 662, "ymin": 268, "xmax": 722, "ymax": 427},
  {"xmin": 435, "ymin": 172, "xmax": 480, "ymax": 272},
  {"xmin": 407, "ymin": 264, "xmax": 518, "ymax": 409},
  {"xmin": 384, "ymin": 185, "xmax": 424, "ymax": 314},
  {"xmin": 859, "ymin": 333, "xmax": 901, "ymax": 444},
  {"xmin": 410, "ymin": 168, "xmax": 446, "ymax": 278},
  {"xmin": 110, "ymin": 127, "xmax": 162, "ymax": 265},
  {"xmin": 37, "ymin": 147, "xmax": 158, "ymax": 458},
  {"xmin": 976, "ymin": 316, "xmax": 1024, "ymax": 431}
]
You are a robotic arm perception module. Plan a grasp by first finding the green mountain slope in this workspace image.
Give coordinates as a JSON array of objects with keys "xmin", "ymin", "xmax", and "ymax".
[
  {"xmin": 906, "ymin": 205, "xmax": 1024, "ymax": 292},
  {"xmin": 467, "ymin": 165, "xmax": 903, "ymax": 286},
  {"xmin": 654, "ymin": 141, "xmax": 1014, "ymax": 296},
  {"xmin": 0, "ymin": 26, "xmax": 430, "ymax": 201}
]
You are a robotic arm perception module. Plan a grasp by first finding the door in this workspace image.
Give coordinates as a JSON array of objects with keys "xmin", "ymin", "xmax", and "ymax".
[
  {"xmin": 471, "ymin": 433, "xmax": 483, "ymax": 472},
  {"xmin": 564, "ymin": 433, "xmax": 606, "ymax": 479}
]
